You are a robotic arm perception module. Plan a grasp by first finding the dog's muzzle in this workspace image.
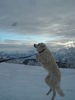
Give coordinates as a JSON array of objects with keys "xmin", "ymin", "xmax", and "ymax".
[{"xmin": 34, "ymin": 44, "xmax": 37, "ymax": 48}]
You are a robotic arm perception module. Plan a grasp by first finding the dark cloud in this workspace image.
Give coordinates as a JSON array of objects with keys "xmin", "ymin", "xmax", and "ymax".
[{"xmin": 0, "ymin": 0, "xmax": 75, "ymax": 39}]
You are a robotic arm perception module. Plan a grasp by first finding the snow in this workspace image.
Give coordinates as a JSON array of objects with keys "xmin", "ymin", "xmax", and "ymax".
[{"xmin": 0, "ymin": 63, "xmax": 75, "ymax": 100}]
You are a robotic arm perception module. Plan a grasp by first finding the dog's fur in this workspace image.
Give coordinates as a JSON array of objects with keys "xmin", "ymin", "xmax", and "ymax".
[{"xmin": 34, "ymin": 43, "xmax": 64, "ymax": 100}]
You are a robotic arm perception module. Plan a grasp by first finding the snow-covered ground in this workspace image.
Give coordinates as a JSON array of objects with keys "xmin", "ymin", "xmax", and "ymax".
[{"xmin": 0, "ymin": 63, "xmax": 75, "ymax": 100}]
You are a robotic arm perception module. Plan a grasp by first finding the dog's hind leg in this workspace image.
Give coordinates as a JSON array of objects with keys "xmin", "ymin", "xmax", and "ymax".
[
  {"xmin": 46, "ymin": 88, "xmax": 52, "ymax": 95},
  {"xmin": 51, "ymin": 89, "xmax": 56, "ymax": 100}
]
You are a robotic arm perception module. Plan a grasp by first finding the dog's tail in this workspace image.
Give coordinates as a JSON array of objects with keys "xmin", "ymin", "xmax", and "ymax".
[{"xmin": 56, "ymin": 86, "xmax": 64, "ymax": 96}]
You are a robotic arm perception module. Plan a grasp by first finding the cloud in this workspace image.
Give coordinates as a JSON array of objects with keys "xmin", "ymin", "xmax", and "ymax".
[
  {"xmin": 0, "ymin": 0, "xmax": 75, "ymax": 39},
  {"xmin": 0, "ymin": 38, "xmax": 75, "ymax": 52},
  {"xmin": 0, "ymin": 39, "xmax": 34, "ymax": 52}
]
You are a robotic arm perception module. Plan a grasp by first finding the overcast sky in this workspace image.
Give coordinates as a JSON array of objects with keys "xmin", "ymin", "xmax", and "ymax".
[{"xmin": 0, "ymin": 0, "xmax": 75, "ymax": 52}]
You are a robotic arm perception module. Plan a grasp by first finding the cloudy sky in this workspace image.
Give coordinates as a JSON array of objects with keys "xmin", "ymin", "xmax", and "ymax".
[{"xmin": 0, "ymin": 0, "xmax": 75, "ymax": 52}]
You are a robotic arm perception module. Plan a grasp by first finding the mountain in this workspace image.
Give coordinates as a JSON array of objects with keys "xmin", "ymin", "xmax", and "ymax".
[
  {"xmin": 54, "ymin": 46, "xmax": 75, "ymax": 68},
  {"xmin": 0, "ymin": 45, "xmax": 75, "ymax": 68}
]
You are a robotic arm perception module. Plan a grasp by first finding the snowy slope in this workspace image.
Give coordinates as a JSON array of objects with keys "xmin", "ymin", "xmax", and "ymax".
[{"xmin": 0, "ymin": 63, "xmax": 75, "ymax": 100}]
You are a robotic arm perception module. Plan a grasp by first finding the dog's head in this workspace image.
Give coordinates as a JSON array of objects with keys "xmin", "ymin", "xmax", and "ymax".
[{"xmin": 34, "ymin": 43, "xmax": 46, "ymax": 53}]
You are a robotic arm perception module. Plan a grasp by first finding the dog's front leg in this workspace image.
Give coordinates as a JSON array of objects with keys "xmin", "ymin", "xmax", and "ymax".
[{"xmin": 36, "ymin": 54, "xmax": 40, "ymax": 62}]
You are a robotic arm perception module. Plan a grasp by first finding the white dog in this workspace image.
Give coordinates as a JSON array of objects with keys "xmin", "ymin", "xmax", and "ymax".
[{"xmin": 34, "ymin": 43, "xmax": 64, "ymax": 100}]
